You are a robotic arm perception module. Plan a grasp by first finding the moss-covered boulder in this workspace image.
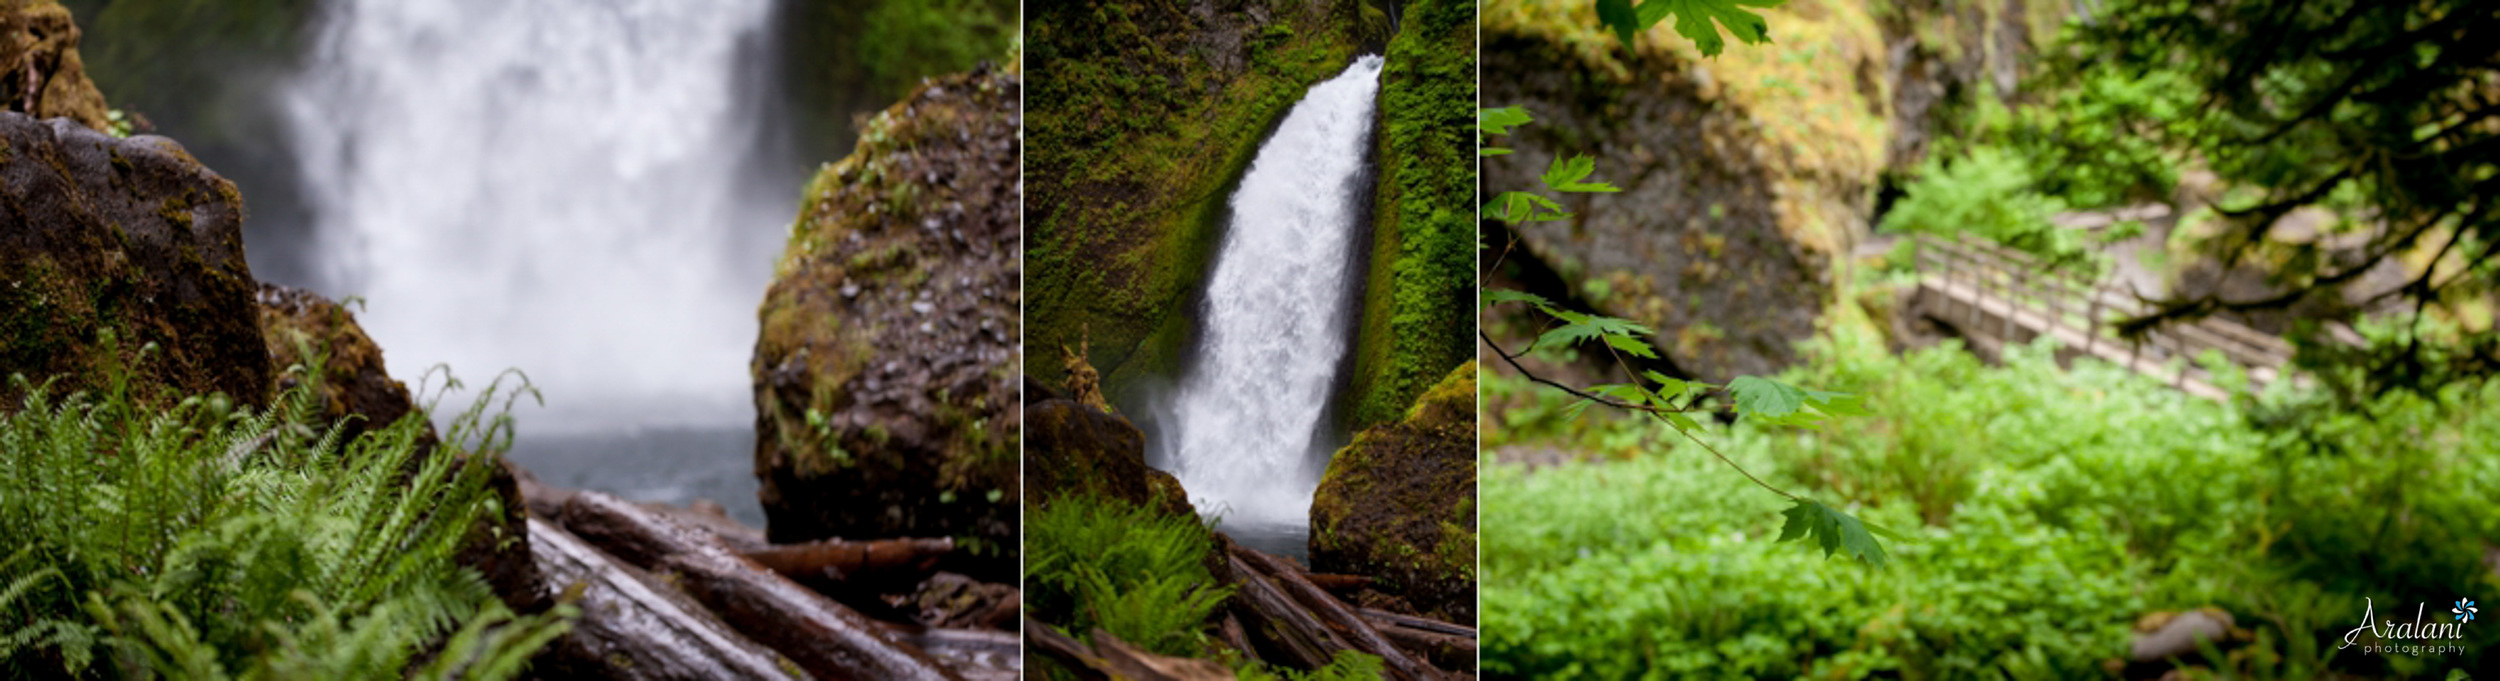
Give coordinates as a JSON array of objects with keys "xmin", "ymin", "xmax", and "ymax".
[
  {"xmin": 0, "ymin": 0, "xmax": 110, "ymax": 133},
  {"xmin": 1308, "ymin": 361, "xmax": 1475, "ymax": 623},
  {"xmin": 1023, "ymin": 378, "xmax": 1194, "ymax": 521},
  {"xmin": 1023, "ymin": 0, "xmax": 1370, "ymax": 403},
  {"xmin": 256, "ymin": 283, "xmax": 424, "ymax": 443},
  {"xmin": 0, "ymin": 112, "xmax": 266, "ymax": 410},
  {"xmin": 1481, "ymin": 0, "xmax": 1892, "ymax": 383},
  {"xmin": 751, "ymin": 64, "xmax": 1020, "ymax": 573}
]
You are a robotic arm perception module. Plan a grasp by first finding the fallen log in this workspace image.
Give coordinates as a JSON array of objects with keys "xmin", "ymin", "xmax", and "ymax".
[
  {"xmin": 1216, "ymin": 613, "xmax": 1253, "ymax": 658},
  {"xmin": 1223, "ymin": 549, "xmax": 1349, "ymax": 671},
  {"xmin": 1024, "ymin": 617, "xmax": 1111, "ymax": 681},
  {"xmin": 1355, "ymin": 608, "xmax": 1475, "ymax": 639},
  {"xmin": 1302, "ymin": 574, "xmax": 1374, "ymax": 592},
  {"xmin": 526, "ymin": 517, "xmax": 806, "ymax": 680},
  {"xmin": 741, "ymin": 537, "xmax": 955, "ymax": 582},
  {"xmin": 1021, "ymin": 616, "xmax": 1235, "ymax": 681},
  {"xmin": 558, "ymin": 490, "xmax": 961, "ymax": 681},
  {"xmin": 904, "ymin": 627, "xmax": 1021, "ymax": 681},
  {"xmin": 1234, "ymin": 547, "xmax": 1437, "ymax": 681},
  {"xmin": 1374, "ymin": 624, "xmax": 1475, "ymax": 673}
]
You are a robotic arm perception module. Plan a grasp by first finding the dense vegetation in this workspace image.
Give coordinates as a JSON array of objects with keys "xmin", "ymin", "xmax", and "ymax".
[
  {"xmin": 1342, "ymin": 0, "xmax": 1479, "ymax": 430},
  {"xmin": 1024, "ymin": 493, "xmax": 1384, "ymax": 680},
  {"xmin": 1483, "ymin": 326, "xmax": 2500, "ymax": 678},
  {"xmin": 0, "ymin": 347, "xmax": 566, "ymax": 678},
  {"xmin": 1484, "ymin": 0, "xmax": 2498, "ymax": 677},
  {"xmin": 1022, "ymin": 0, "xmax": 1368, "ymax": 399}
]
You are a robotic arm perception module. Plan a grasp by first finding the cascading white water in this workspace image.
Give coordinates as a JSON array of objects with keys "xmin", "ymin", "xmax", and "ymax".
[
  {"xmin": 282, "ymin": 0, "xmax": 788, "ymax": 432},
  {"xmin": 1162, "ymin": 56, "xmax": 1384, "ymax": 531}
]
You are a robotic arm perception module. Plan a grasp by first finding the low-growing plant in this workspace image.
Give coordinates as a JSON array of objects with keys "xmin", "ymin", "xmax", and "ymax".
[
  {"xmin": 0, "ymin": 332, "xmax": 571, "ymax": 679},
  {"xmin": 1024, "ymin": 493, "xmax": 1233, "ymax": 659}
]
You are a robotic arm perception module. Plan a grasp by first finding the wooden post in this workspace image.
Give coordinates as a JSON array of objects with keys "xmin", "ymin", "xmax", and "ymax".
[{"xmin": 2084, "ymin": 286, "xmax": 2102, "ymax": 356}]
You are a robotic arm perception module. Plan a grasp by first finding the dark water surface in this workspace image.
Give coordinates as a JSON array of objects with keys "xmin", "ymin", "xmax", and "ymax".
[
  {"xmin": 1217, "ymin": 517, "xmax": 1310, "ymax": 566},
  {"xmin": 507, "ymin": 426, "xmax": 764, "ymax": 528}
]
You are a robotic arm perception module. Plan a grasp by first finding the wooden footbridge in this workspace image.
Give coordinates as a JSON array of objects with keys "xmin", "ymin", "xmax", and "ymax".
[{"xmin": 1903, "ymin": 233, "xmax": 2303, "ymax": 400}]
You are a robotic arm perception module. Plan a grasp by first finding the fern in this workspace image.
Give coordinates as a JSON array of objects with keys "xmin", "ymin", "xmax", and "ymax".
[
  {"xmin": 0, "ymin": 335, "xmax": 571, "ymax": 679},
  {"xmin": 1026, "ymin": 493, "xmax": 1233, "ymax": 658}
]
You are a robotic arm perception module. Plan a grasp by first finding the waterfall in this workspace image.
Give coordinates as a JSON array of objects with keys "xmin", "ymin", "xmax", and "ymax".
[
  {"xmin": 281, "ymin": 0, "xmax": 789, "ymax": 433},
  {"xmin": 1162, "ymin": 56, "xmax": 1384, "ymax": 536}
]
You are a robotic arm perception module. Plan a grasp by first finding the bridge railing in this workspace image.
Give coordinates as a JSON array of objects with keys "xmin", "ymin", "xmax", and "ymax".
[{"xmin": 1906, "ymin": 233, "xmax": 2298, "ymax": 394}]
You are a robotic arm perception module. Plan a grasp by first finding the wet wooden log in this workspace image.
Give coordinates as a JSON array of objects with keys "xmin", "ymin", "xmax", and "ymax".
[
  {"xmin": 1234, "ymin": 547, "xmax": 1437, "ymax": 681},
  {"xmin": 1022, "ymin": 616, "xmax": 1234, "ymax": 681},
  {"xmin": 1374, "ymin": 624, "xmax": 1475, "ymax": 673},
  {"xmin": 1355, "ymin": 608, "xmax": 1475, "ymax": 639},
  {"xmin": 902, "ymin": 627, "xmax": 1021, "ymax": 681},
  {"xmin": 526, "ymin": 517, "xmax": 807, "ymax": 680},
  {"xmin": 558, "ymin": 491, "xmax": 960, "ymax": 681},
  {"xmin": 1302, "ymin": 573, "xmax": 1373, "ymax": 592},
  {"xmin": 1216, "ymin": 613, "xmax": 1254, "ymax": 658},
  {"xmin": 743, "ymin": 537, "xmax": 955, "ymax": 582},
  {"xmin": 1223, "ymin": 549, "xmax": 1349, "ymax": 671},
  {"xmin": 1024, "ymin": 617, "xmax": 1111, "ymax": 681}
]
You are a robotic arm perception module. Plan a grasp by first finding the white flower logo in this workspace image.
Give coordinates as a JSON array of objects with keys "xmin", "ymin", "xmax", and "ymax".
[{"xmin": 2456, "ymin": 598, "xmax": 2478, "ymax": 623}]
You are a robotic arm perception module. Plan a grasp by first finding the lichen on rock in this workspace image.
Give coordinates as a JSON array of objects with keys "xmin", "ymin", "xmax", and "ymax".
[
  {"xmin": 751, "ymin": 63, "xmax": 1021, "ymax": 574},
  {"xmin": 1308, "ymin": 360, "xmax": 1476, "ymax": 623}
]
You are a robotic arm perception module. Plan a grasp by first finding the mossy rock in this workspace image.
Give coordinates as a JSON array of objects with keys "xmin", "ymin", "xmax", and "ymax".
[
  {"xmin": 257, "ymin": 283, "xmax": 424, "ymax": 444},
  {"xmin": 0, "ymin": 0, "xmax": 110, "ymax": 133},
  {"xmin": 1023, "ymin": 379, "xmax": 1195, "ymax": 522},
  {"xmin": 751, "ymin": 64, "xmax": 1021, "ymax": 576},
  {"xmin": 1308, "ymin": 360, "xmax": 1476, "ymax": 623},
  {"xmin": 0, "ymin": 113, "xmax": 266, "ymax": 411},
  {"xmin": 1482, "ymin": 0, "xmax": 1891, "ymax": 382}
]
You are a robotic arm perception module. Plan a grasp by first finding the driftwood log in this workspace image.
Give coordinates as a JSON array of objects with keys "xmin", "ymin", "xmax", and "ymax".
[
  {"xmin": 1232, "ymin": 547, "xmax": 1437, "ymax": 681},
  {"xmin": 1302, "ymin": 574, "xmax": 1373, "ymax": 592},
  {"xmin": 557, "ymin": 490, "xmax": 961, "ymax": 681},
  {"xmin": 526, "ymin": 517, "xmax": 806, "ymax": 680}
]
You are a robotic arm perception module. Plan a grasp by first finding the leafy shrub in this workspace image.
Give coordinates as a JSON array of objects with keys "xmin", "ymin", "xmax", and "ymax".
[
  {"xmin": 1025, "ymin": 494, "xmax": 1232, "ymax": 658},
  {"xmin": 0, "ymin": 340, "xmax": 568, "ymax": 679},
  {"xmin": 1484, "ymin": 328, "xmax": 2500, "ymax": 678}
]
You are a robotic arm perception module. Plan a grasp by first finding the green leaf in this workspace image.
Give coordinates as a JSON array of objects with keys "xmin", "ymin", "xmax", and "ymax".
[
  {"xmin": 1482, "ymin": 289, "xmax": 1554, "ymax": 309},
  {"xmin": 1484, "ymin": 191, "xmax": 1572, "ymax": 223},
  {"xmin": 1776, "ymin": 498, "xmax": 1890, "ymax": 568},
  {"xmin": 1480, "ymin": 147, "xmax": 1513, "ymax": 157},
  {"xmin": 1726, "ymin": 375, "xmax": 1806, "ymax": 419},
  {"xmin": 1540, "ymin": 155, "xmax": 1622, "ymax": 193},
  {"xmin": 1478, "ymin": 106, "xmax": 1533, "ymax": 136},
  {"xmin": 1603, "ymin": 334, "xmax": 1659, "ymax": 359},
  {"xmin": 1596, "ymin": 0, "xmax": 1641, "ymax": 49},
  {"xmin": 1589, "ymin": 383, "xmax": 1650, "ymax": 407},
  {"xmin": 1661, "ymin": 411, "xmax": 1702, "ymax": 434},
  {"xmin": 1533, "ymin": 309, "xmax": 1654, "ymax": 353},
  {"xmin": 1802, "ymin": 388, "xmax": 1870, "ymax": 417},
  {"xmin": 1607, "ymin": 0, "xmax": 1785, "ymax": 56}
]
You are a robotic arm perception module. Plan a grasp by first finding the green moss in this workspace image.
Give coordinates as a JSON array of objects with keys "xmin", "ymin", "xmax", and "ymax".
[
  {"xmin": 1024, "ymin": 0, "xmax": 1367, "ymax": 398},
  {"xmin": 1342, "ymin": 0, "xmax": 1479, "ymax": 431}
]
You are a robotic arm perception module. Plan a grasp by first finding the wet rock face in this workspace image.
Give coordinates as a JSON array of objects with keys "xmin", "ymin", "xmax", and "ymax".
[
  {"xmin": 752, "ymin": 66, "xmax": 1020, "ymax": 571},
  {"xmin": 0, "ymin": 113, "xmax": 266, "ymax": 409},
  {"xmin": 1308, "ymin": 361, "xmax": 1476, "ymax": 624},
  {"xmin": 0, "ymin": 0, "xmax": 110, "ymax": 133}
]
